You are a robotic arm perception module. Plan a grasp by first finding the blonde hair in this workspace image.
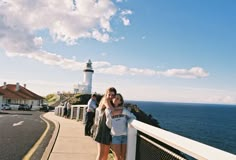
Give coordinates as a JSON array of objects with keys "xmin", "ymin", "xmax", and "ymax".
[{"xmin": 98, "ymin": 87, "xmax": 117, "ymax": 110}]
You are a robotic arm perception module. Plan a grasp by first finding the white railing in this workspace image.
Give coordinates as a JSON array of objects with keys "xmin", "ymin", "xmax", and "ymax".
[
  {"xmin": 71, "ymin": 105, "xmax": 87, "ymax": 123},
  {"xmin": 54, "ymin": 105, "xmax": 236, "ymax": 160},
  {"xmin": 55, "ymin": 105, "xmax": 87, "ymax": 123},
  {"xmin": 127, "ymin": 119, "xmax": 236, "ymax": 160}
]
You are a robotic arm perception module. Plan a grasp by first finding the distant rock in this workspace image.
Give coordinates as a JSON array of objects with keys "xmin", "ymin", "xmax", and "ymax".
[{"xmin": 124, "ymin": 103, "xmax": 161, "ymax": 128}]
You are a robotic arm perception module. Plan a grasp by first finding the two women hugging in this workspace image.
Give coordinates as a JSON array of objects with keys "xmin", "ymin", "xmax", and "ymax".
[{"xmin": 93, "ymin": 87, "xmax": 136, "ymax": 160}]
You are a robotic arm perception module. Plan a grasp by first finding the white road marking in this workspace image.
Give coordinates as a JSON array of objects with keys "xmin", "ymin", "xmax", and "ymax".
[{"xmin": 13, "ymin": 121, "xmax": 24, "ymax": 127}]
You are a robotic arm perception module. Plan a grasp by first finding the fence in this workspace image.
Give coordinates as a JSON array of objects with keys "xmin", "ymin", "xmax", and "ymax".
[
  {"xmin": 54, "ymin": 105, "xmax": 236, "ymax": 160},
  {"xmin": 127, "ymin": 120, "xmax": 236, "ymax": 160},
  {"xmin": 54, "ymin": 105, "xmax": 87, "ymax": 123}
]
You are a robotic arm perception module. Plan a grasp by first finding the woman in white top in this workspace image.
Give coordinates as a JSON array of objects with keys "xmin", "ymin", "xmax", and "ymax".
[{"xmin": 105, "ymin": 93, "xmax": 136, "ymax": 160}]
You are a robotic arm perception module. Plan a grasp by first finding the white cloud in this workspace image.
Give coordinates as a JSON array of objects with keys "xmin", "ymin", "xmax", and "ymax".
[
  {"xmin": 129, "ymin": 68, "xmax": 156, "ymax": 76},
  {"xmin": 158, "ymin": 67, "xmax": 209, "ymax": 79},
  {"xmin": 4, "ymin": 46, "xmax": 209, "ymax": 79},
  {"xmin": 206, "ymin": 95, "xmax": 236, "ymax": 104},
  {"xmin": 33, "ymin": 37, "xmax": 43, "ymax": 48},
  {"xmin": 5, "ymin": 50, "xmax": 85, "ymax": 71},
  {"xmin": 97, "ymin": 65, "xmax": 129, "ymax": 75},
  {"xmin": 95, "ymin": 63, "xmax": 208, "ymax": 79},
  {"xmin": 164, "ymin": 86, "xmax": 236, "ymax": 104},
  {"xmin": 0, "ymin": 1, "xmax": 208, "ymax": 80},
  {"xmin": 0, "ymin": 0, "xmax": 120, "ymax": 50},
  {"xmin": 92, "ymin": 30, "xmax": 110, "ymax": 43},
  {"xmin": 112, "ymin": 36, "xmax": 125, "ymax": 42},
  {"xmin": 93, "ymin": 61, "xmax": 111, "ymax": 68},
  {"xmin": 120, "ymin": 10, "xmax": 133, "ymax": 16},
  {"xmin": 0, "ymin": 0, "xmax": 133, "ymax": 73},
  {"xmin": 121, "ymin": 17, "xmax": 130, "ymax": 26},
  {"xmin": 120, "ymin": 9, "xmax": 133, "ymax": 26},
  {"xmin": 116, "ymin": 0, "xmax": 123, "ymax": 2}
]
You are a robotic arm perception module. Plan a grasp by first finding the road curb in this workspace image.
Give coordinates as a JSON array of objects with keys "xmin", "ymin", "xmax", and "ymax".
[
  {"xmin": 23, "ymin": 114, "xmax": 50, "ymax": 160},
  {"xmin": 41, "ymin": 113, "xmax": 60, "ymax": 160},
  {"xmin": 0, "ymin": 111, "xmax": 9, "ymax": 114}
]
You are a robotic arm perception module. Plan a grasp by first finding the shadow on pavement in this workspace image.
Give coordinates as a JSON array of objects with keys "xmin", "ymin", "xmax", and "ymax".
[
  {"xmin": 0, "ymin": 111, "xmax": 9, "ymax": 114},
  {"xmin": 0, "ymin": 111, "xmax": 32, "ymax": 115}
]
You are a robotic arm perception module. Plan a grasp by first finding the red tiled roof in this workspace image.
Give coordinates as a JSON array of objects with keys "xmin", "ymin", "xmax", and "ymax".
[{"xmin": 0, "ymin": 84, "xmax": 44, "ymax": 100}]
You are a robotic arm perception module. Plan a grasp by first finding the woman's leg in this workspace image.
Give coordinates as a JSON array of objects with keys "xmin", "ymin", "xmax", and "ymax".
[
  {"xmin": 120, "ymin": 144, "xmax": 127, "ymax": 160},
  {"xmin": 111, "ymin": 144, "xmax": 121, "ymax": 160},
  {"xmin": 97, "ymin": 143, "xmax": 110, "ymax": 160},
  {"xmin": 96, "ymin": 143, "xmax": 102, "ymax": 160},
  {"xmin": 102, "ymin": 144, "xmax": 110, "ymax": 160}
]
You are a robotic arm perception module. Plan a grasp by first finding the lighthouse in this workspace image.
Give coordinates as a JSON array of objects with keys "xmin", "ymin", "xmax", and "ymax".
[
  {"xmin": 83, "ymin": 59, "xmax": 94, "ymax": 94},
  {"xmin": 74, "ymin": 59, "xmax": 94, "ymax": 94}
]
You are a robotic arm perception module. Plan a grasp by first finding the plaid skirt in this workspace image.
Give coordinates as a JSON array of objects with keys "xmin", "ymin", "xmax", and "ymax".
[{"xmin": 94, "ymin": 114, "xmax": 111, "ymax": 145}]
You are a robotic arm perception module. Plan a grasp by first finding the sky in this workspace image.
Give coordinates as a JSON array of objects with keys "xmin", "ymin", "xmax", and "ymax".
[{"xmin": 0, "ymin": 0, "xmax": 236, "ymax": 104}]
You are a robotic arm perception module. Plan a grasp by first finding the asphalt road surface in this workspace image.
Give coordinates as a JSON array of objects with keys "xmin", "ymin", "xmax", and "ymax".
[{"xmin": 0, "ymin": 110, "xmax": 47, "ymax": 160}]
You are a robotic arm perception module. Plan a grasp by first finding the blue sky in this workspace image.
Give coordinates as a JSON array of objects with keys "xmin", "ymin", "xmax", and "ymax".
[{"xmin": 0, "ymin": 0, "xmax": 236, "ymax": 104}]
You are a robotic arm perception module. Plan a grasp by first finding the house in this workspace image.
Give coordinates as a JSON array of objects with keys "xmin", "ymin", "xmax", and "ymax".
[{"xmin": 0, "ymin": 82, "xmax": 44, "ymax": 109}]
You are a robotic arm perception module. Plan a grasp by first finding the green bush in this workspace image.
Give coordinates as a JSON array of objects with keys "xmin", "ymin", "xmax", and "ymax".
[{"xmin": 46, "ymin": 94, "xmax": 55, "ymax": 101}]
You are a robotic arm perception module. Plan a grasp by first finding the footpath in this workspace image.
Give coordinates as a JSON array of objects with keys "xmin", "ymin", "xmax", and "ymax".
[{"xmin": 43, "ymin": 112, "xmax": 97, "ymax": 160}]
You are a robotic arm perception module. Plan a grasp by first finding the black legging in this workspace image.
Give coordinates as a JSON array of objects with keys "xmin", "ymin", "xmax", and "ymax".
[{"xmin": 85, "ymin": 112, "xmax": 95, "ymax": 135}]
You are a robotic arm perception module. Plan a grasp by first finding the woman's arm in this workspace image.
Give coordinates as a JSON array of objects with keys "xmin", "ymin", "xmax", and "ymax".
[
  {"xmin": 94, "ymin": 109, "xmax": 99, "ymax": 126},
  {"xmin": 124, "ymin": 108, "xmax": 136, "ymax": 121},
  {"xmin": 103, "ymin": 99, "xmax": 114, "ymax": 110},
  {"xmin": 105, "ymin": 108, "xmax": 112, "ymax": 129}
]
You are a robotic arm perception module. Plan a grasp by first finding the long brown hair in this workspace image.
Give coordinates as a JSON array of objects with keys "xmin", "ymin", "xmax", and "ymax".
[{"xmin": 116, "ymin": 93, "xmax": 124, "ymax": 107}]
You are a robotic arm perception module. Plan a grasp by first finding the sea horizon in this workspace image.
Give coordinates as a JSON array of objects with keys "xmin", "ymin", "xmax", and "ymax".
[{"xmin": 126, "ymin": 99, "xmax": 236, "ymax": 107}]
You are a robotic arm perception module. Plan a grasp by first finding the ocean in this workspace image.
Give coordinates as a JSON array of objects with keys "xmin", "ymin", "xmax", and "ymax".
[{"xmin": 127, "ymin": 100, "xmax": 236, "ymax": 155}]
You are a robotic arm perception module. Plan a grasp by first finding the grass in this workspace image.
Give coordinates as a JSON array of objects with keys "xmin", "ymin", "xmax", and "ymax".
[{"xmin": 108, "ymin": 151, "xmax": 115, "ymax": 160}]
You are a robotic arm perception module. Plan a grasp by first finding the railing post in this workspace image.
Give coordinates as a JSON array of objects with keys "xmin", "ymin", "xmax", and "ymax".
[
  {"xmin": 70, "ymin": 106, "xmax": 74, "ymax": 119},
  {"xmin": 126, "ymin": 120, "xmax": 137, "ymax": 160},
  {"xmin": 82, "ymin": 106, "xmax": 87, "ymax": 124},
  {"xmin": 61, "ymin": 106, "xmax": 64, "ymax": 117},
  {"xmin": 58, "ymin": 107, "xmax": 61, "ymax": 116},
  {"xmin": 54, "ymin": 107, "xmax": 57, "ymax": 115},
  {"xmin": 60, "ymin": 107, "xmax": 62, "ymax": 116},
  {"xmin": 76, "ymin": 106, "xmax": 80, "ymax": 121},
  {"xmin": 56, "ymin": 107, "xmax": 59, "ymax": 115}
]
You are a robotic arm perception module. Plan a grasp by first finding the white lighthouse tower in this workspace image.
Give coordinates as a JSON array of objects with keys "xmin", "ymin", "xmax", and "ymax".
[
  {"xmin": 83, "ymin": 59, "xmax": 94, "ymax": 94},
  {"xmin": 74, "ymin": 59, "xmax": 94, "ymax": 94}
]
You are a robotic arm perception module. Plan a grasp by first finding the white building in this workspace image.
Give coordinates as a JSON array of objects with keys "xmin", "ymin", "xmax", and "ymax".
[
  {"xmin": 74, "ymin": 59, "xmax": 94, "ymax": 94},
  {"xmin": 0, "ymin": 82, "xmax": 44, "ymax": 110},
  {"xmin": 0, "ymin": 92, "xmax": 3, "ymax": 108}
]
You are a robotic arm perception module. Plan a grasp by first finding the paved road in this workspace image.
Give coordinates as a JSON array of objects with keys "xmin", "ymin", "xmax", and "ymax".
[{"xmin": 0, "ymin": 111, "xmax": 47, "ymax": 160}]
